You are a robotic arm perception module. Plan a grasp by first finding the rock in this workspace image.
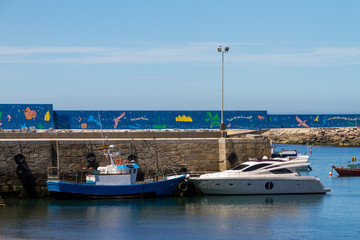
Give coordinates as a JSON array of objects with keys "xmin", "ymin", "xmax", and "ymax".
[{"xmin": 262, "ymin": 127, "xmax": 360, "ymax": 147}]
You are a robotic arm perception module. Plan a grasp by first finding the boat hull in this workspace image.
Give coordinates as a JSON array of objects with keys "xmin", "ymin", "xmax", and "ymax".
[
  {"xmin": 190, "ymin": 176, "xmax": 330, "ymax": 195},
  {"xmin": 333, "ymin": 166, "xmax": 360, "ymax": 176},
  {"xmin": 46, "ymin": 175, "xmax": 186, "ymax": 199}
]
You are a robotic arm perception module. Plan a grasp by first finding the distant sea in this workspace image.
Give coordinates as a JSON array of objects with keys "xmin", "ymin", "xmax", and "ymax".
[{"xmin": 1, "ymin": 144, "xmax": 360, "ymax": 240}]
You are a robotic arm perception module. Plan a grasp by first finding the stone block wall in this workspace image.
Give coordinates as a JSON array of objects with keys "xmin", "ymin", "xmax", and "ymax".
[
  {"xmin": 0, "ymin": 132, "xmax": 270, "ymax": 198},
  {"xmin": 0, "ymin": 141, "xmax": 52, "ymax": 197}
]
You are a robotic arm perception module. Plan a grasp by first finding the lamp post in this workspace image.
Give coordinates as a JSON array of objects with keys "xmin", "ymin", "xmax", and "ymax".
[{"xmin": 217, "ymin": 44, "xmax": 229, "ymax": 130}]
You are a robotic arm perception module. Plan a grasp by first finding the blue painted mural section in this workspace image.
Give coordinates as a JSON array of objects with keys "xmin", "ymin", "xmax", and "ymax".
[
  {"xmin": 1, "ymin": 104, "xmax": 359, "ymax": 130},
  {"xmin": 267, "ymin": 114, "xmax": 360, "ymax": 128},
  {"xmin": 54, "ymin": 110, "xmax": 267, "ymax": 130},
  {"xmin": 0, "ymin": 104, "xmax": 54, "ymax": 130}
]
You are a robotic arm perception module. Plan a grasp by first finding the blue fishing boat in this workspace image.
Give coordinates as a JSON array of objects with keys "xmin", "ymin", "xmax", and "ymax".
[{"xmin": 46, "ymin": 145, "xmax": 187, "ymax": 199}]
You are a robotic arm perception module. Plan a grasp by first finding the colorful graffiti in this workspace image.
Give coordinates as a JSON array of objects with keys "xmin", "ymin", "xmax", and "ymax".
[
  {"xmin": 154, "ymin": 117, "xmax": 167, "ymax": 129},
  {"xmin": 2, "ymin": 104, "xmax": 360, "ymax": 130},
  {"xmin": 205, "ymin": 112, "xmax": 220, "ymax": 128},
  {"xmin": 0, "ymin": 104, "xmax": 54, "ymax": 130},
  {"xmin": 176, "ymin": 115, "xmax": 193, "ymax": 122},
  {"xmin": 113, "ymin": 112, "xmax": 125, "ymax": 129},
  {"xmin": 296, "ymin": 116, "xmax": 309, "ymax": 128},
  {"xmin": 24, "ymin": 107, "xmax": 37, "ymax": 120},
  {"xmin": 53, "ymin": 110, "xmax": 267, "ymax": 129},
  {"xmin": 87, "ymin": 115, "xmax": 101, "ymax": 126},
  {"xmin": 44, "ymin": 111, "xmax": 50, "ymax": 121}
]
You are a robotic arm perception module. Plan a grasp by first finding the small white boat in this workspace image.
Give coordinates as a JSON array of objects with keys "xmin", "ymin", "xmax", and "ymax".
[
  {"xmin": 190, "ymin": 159, "xmax": 330, "ymax": 195},
  {"xmin": 271, "ymin": 147, "xmax": 312, "ymax": 171}
]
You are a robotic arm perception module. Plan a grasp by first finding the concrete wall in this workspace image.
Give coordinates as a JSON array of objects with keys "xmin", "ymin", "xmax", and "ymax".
[{"xmin": 0, "ymin": 132, "xmax": 270, "ymax": 198}]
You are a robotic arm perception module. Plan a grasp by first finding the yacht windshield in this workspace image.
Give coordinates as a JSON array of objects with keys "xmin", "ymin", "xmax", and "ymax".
[
  {"xmin": 232, "ymin": 164, "xmax": 249, "ymax": 170},
  {"xmin": 243, "ymin": 163, "xmax": 272, "ymax": 172}
]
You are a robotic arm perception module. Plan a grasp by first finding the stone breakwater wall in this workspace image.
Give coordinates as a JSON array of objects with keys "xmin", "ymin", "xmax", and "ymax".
[
  {"xmin": 262, "ymin": 127, "xmax": 360, "ymax": 146},
  {"xmin": 0, "ymin": 130, "xmax": 270, "ymax": 198}
]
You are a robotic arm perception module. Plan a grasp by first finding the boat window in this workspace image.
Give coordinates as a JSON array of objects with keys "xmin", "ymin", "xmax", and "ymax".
[
  {"xmin": 232, "ymin": 164, "xmax": 249, "ymax": 170},
  {"xmin": 270, "ymin": 168, "xmax": 293, "ymax": 174},
  {"xmin": 243, "ymin": 163, "xmax": 272, "ymax": 172}
]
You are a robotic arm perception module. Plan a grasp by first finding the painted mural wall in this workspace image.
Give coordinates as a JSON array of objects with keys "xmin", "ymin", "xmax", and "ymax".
[
  {"xmin": 267, "ymin": 114, "xmax": 360, "ymax": 128},
  {"xmin": 54, "ymin": 110, "xmax": 267, "ymax": 130},
  {"xmin": 0, "ymin": 104, "xmax": 54, "ymax": 130},
  {"xmin": 0, "ymin": 104, "xmax": 359, "ymax": 130}
]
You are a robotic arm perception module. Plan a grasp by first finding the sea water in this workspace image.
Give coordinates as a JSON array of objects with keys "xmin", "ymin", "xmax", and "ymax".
[{"xmin": 1, "ymin": 144, "xmax": 360, "ymax": 240}]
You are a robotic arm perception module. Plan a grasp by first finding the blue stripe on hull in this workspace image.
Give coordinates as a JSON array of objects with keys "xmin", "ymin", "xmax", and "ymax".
[{"xmin": 47, "ymin": 175, "xmax": 185, "ymax": 199}]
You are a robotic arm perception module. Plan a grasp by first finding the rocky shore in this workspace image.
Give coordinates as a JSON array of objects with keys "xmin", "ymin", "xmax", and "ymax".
[{"xmin": 261, "ymin": 127, "xmax": 360, "ymax": 147}]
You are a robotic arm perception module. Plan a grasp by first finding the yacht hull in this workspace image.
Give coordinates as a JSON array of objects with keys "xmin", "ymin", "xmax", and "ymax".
[{"xmin": 190, "ymin": 177, "xmax": 330, "ymax": 195}]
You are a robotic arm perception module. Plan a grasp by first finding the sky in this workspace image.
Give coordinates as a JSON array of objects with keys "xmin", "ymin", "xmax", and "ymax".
[{"xmin": 1, "ymin": 0, "xmax": 360, "ymax": 114}]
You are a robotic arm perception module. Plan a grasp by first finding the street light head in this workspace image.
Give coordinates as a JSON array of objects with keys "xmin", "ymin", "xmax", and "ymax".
[
  {"xmin": 217, "ymin": 45, "xmax": 222, "ymax": 52},
  {"xmin": 225, "ymin": 46, "xmax": 230, "ymax": 52}
]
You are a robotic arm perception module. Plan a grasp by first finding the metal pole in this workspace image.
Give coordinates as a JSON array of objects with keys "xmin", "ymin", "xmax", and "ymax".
[
  {"xmin": 221, "ymin": 51, "xmax": 224, "ymax": 125},
  {"xmin": 56, "ymin": 140, "xmax": 60, "ymax": 179}
]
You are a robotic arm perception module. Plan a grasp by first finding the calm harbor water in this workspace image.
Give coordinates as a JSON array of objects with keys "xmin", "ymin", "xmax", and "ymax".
[{"xmin": 1, "ymin": 144, "xmax": 360, "ymax": 240}]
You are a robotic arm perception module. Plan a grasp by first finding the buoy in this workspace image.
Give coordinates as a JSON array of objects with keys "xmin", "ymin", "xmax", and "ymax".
[
  {"xmin": 115, "ymin": 159, "xmax": 122, "ymax": 165},
  {"xmin": 329, "ymin": 172, "xmax": 333, "ymax": 177}
]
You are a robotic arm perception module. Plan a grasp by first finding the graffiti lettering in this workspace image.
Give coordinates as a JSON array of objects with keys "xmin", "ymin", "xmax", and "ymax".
[
  {"xmin": 227, "ymin": 115, "xmax": 253, "ymax": 121},
  {"xmin": 328, "ymin": 116, "xmax": 359, "ymax": 121},
  {"xmin": 130, "ymin": 117, "xmax": 149, "ymax": 121}
]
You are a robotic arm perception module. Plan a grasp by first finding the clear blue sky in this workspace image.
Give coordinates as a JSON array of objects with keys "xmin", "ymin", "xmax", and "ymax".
[{"xmin": 1, "ymin": 0, "xmax": 360, "ymax": 114}]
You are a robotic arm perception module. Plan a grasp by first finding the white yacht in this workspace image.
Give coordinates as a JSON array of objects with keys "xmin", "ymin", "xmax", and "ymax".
[{"xmin": 190, "ymin": 159, "xmax": 331, "ymax": 195}]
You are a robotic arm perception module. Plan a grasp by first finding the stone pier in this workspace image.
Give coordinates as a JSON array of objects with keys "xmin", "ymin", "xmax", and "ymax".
[{"xmin": 0, "ymin": 130, "xmax": 271, "ymax": 198}]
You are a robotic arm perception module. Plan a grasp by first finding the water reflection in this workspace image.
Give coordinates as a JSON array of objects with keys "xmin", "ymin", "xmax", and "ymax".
[
  {"xmin": 184, "ymin": 194, "xmax": 325, "ymax": 219},
  {"xmin": 0, "ymin": 194, "xmax": 327, "ymax": 240}
]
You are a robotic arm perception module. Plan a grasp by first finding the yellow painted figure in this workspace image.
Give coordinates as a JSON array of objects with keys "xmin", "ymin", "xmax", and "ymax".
[{"xmin": 44, "ymin": 111, "xmax": 50, "ymax": 121}]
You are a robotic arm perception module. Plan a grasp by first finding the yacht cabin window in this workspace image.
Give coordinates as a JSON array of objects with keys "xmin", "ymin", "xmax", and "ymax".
[{"xmin": 270, "ymin": 168, "xmax": 293, "ymax": 174}]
